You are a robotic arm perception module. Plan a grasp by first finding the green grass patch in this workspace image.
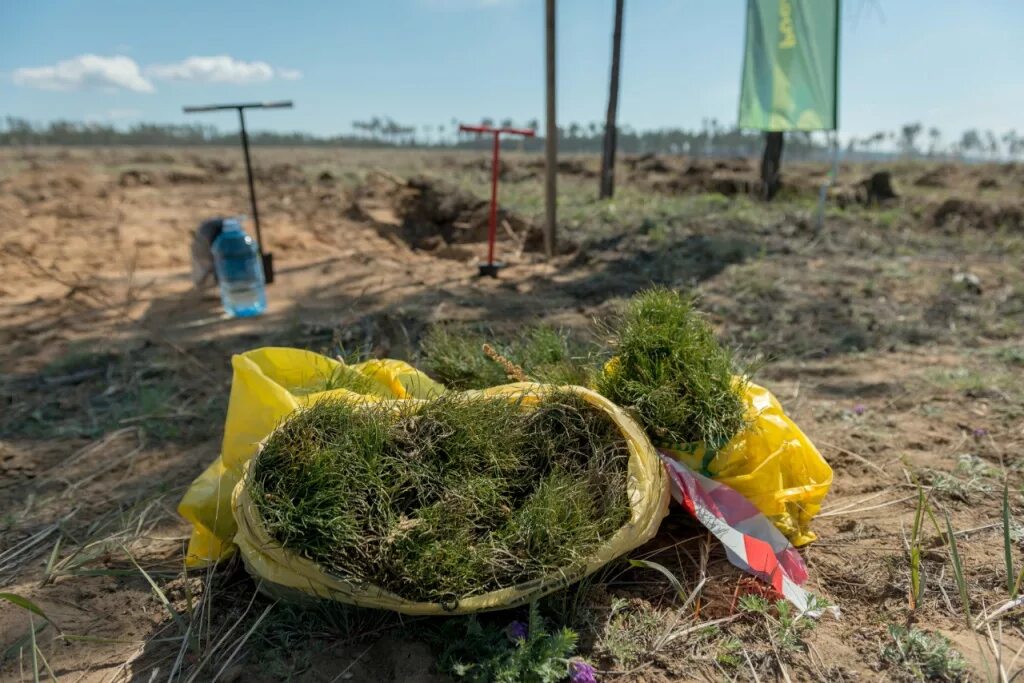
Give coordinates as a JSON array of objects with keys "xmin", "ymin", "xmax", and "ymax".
[
  {"xmin": 420, "ymin": 289, "xmax": 749, "ymax": 456},
  {"xmin": 250, "ymin": 391, "xmax": 631, "ymax": 604},
  {"xmin": 420, "ymin": 324, "xmax": 592, "ymax": 390},
  {"xmin": 595, "ymin": 288, "xmax": 748, "ymax": 451}
]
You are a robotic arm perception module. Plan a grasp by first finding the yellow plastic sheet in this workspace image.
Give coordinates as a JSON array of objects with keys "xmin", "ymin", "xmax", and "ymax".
[
  {"xmin": 664, "ymin": 381, "xmax": 832, "ymax": 546},
  {"xmin": 230, "ymin": 382, "xmax": 670, "ymax": 615},
  {"xmin": 180, "ymin": 345, "xmax": 824, "ymax": 615},
  {"xmin": 177, "ymin": 347, "xmax": 445, "ymax": 566}
]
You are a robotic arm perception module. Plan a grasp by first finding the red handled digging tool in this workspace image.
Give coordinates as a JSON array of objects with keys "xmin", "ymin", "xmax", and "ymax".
[{"xmin": 459, "ymin": 123, "xmax": 535, "ymax": 277}]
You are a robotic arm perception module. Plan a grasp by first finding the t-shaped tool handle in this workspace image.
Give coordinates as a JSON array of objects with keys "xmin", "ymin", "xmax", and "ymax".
[{"xmin": 458, "ymin": 124, "xmax": 536, "ymax": 277}]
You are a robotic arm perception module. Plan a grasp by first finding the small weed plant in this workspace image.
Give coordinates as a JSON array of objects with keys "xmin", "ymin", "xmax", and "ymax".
[
  {"xmin": 435, "ymin": 602, "xmax": 594, "ymax": 683},
  {"xmin": 882, "ymin": 625, "xmax": 966, "ymax": 681},
  {"xmin": 738, "ymin": 594, "xmax": 827, "ymax": 654}
]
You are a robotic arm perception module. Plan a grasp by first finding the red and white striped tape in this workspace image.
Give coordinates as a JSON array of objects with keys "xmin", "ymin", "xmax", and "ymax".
[{"xmin": 658, "ymin": 451, "xmax": 835, "ymax": 615}]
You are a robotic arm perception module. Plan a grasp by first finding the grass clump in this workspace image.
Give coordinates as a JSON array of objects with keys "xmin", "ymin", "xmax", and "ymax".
[
  {"xmin": 420, "ymin": 324, "xmax": 592, "ymax": 390},
  {"xmin": 286, "ymin": 363, "xmax": 382, "ymax": 398},
  {"xmin": 595, "ymin": 287, "xmax": 747, "ymax": 451},
  {"xmin": 250, "ymin": 391, "xmax": 631, "ymax": 604},
  {"xmin": 319, "ymin": 364, "xmax": 381, "ymax": 395}
]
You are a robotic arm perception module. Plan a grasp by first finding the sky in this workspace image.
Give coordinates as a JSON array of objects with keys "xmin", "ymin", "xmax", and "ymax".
[{"xmin": 1, "ymin": 0, "xmax": 1022, "ymax": 142}]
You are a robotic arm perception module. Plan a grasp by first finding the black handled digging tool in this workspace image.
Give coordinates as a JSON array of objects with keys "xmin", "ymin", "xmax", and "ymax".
[{"xmin": 183, "ymin": 100, "xmax": 293, "ymax": 284}]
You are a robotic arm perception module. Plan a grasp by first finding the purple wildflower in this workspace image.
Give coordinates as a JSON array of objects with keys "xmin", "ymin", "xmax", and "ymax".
[
  {"xmin": 852, "ymin": 404, "xmax": 866, "ymax": 416},
  {"xmin": 568, "ymin": 659, "xmax": 597, "ymax": 683},
  {"xmin": 973, "ymin": 427, "xmax": 988, "ymax": 439},
  {"xmin": 506, "ymin": 620, "xmax": 528, "ymax": 643}
]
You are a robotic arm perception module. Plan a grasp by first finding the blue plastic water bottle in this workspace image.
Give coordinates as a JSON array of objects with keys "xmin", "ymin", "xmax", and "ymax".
[{"xmin": 211, "ymin": 218, "xmax": 267, "ymax": 318}]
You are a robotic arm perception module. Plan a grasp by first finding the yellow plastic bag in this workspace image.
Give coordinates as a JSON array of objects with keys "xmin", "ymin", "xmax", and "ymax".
[
  {"xmin": 664, "ymin": 381, "xmax": 832, "ymax": 546},
  {"xmin": 230, "ymin": 382, "xmax": 670, "ymax": 615},
  {"xmin": 178, "ymin": 347, "xmax": 445, "ymax": 566}
]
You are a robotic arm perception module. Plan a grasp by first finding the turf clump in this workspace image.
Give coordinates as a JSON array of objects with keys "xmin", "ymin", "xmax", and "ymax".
[
  {"xmin": 250, "ymin": 391, "xmax": 631, "ymax": 604},
  {"xmin": 420, "ymin": 324, "xmax": 592, "ymax": 390},
  {"xmin": 595, "ymin": 288, "xmax": 747, "ymax": 451}
]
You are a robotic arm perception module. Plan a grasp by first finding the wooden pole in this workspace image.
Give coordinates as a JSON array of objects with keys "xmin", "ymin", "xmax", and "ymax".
[
  {"xmin": 760, "ymin": 131, "xmax": 784, "ymax": 201},
  {"xmin": 599, "ymin": 0, "xmax": 624, "ymax": 200},
  {"xmin": 544, "ymin": 0, "xmax": 557, "ymax": 258}
]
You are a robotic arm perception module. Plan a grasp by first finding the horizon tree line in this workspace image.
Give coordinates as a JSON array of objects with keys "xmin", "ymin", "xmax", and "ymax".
[{"xmin": 2, "ymin": 115, "xmax": 1022, "ymax": 162}]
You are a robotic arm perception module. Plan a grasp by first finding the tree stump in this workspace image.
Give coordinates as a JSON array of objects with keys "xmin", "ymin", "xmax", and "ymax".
[{"xmin": 860, "ymin": 171, "xmax": 898, "ymax": 204}]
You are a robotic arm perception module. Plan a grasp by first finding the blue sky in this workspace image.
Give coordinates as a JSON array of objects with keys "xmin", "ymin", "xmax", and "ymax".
[{"xmin": 1, "ymin": 0, "xmax": 1021, "ymax": 141}]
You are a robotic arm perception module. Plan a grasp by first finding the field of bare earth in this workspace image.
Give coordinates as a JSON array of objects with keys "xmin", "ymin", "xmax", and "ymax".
[{"xmin": 2, "ymin": 145, "xmax": 1023, "ymax": 681}]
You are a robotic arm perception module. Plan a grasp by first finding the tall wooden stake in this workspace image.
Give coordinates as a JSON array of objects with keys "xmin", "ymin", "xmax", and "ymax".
[
  {"xmin": 760, "ymin": 131, "xmax": 784, "ymax": 201},
  {"xmin": 599, "ymin": 0, "xmax": 624, "ymax": 199},
  {"xmin": 544, "ymin": 0, "xmax": 557, "ymax": 258}
]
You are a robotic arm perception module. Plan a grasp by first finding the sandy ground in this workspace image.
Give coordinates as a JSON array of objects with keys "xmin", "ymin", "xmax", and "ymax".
[{"xmin": 1, "ymin": 146, "xmax": 1024, "ymax": 681}]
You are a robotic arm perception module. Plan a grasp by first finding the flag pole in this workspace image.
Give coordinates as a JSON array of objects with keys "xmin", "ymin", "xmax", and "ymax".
[{"xmin": 814, "ymin": 0, "xmax": 841, "ymax": 234}]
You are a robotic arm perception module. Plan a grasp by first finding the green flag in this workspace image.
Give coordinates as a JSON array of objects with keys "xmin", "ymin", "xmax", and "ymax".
[{"xmin": 738, "ymin": 0, "xmax": 839, "ymax": 131}]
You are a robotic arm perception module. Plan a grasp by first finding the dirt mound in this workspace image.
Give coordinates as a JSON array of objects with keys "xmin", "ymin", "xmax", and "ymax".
[
  {"xmin": 705, "ymin": 174, "xmax": 757, "ymax": 197},
  {"xmin": 164, "ymin": 166, "xmax": 210, "ymax": 184},
  {"xmin": 399, "ymin": 175, "xmax": 491, "ymax": 246},
  {"xmin": 349, "ymin": 171, "xmax": 545, "ymax": 254},
  {"xmin": 119, "ymin": 169, "xmax": 155, "ymax": 187},
  {"xmin": 913, "ymin": 165, "xmax": 957, "ymax": 188},
  {"xmin": 129, "ymin": 150, "xmax": 176, "ymax": 165},
  {"xmin": 254, "ymin": 162, "xmax": 307, "ymax": 185},
  {"xmin": 400, "ymin": 175, "xmax": 543, "ymax": 251},
  {"xmin": 649, "ymin": 162, "xmax": 757, "ymax": 197},
  {"xmin": 558, "ymin": 158, "xmax": 598, "ymax": 178},
  {"xmin": 858, "ymin": 171, "xmax": 898, "ymax": 204},
  {"xmin": 623, "ymin": 154, "xmax": 674, "ymax": 174},
  {"xmin": 933, "ymin": 198, "xmax": 1024, "ymax": 231},
  {"xmin": 456, "ymin": 157, "xmax": 537, "ymax": 182},
  {"xmin": 714, "ymin": 158, "xmax": 754, "ymax": 173},
  {"xmin": 192, "ymin": 156, "xmax": 235, "ymax": 176},
  {"xmin": 3, "ymin": 170, "xmax": 108, "ymax": 219},
  {"xmin": 638, "ymin": 158, "xmax": 671, "ymax": 174},
  {"xmin": 457, "ymin": 155, "xmax": 598, "ymax": 181}
]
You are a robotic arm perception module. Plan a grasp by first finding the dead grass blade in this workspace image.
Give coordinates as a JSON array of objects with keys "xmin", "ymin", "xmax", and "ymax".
[
  {"xmin": 820, "ymin": 441, "xmax": 891, "ymax": 479},
  {"xmin": 182, "ymin": 587, "xmax": 262, "ymax": 683},
  {"xmin": 121, "ymin": 545, "xmax": 187, "ymax": 635},
  {"xmin": 819, "ymin": 493, "xmax": 918, "ymax": 518},
  {"xmin": 0, "ymin": 511, "xmax": 76, "ymax": 584},
  {"xmin": 210, "ymin": 602, "xmax": 276, "ymax": 682},
  {"xmin": 627, "ymin": 559, "xmax": 688, "ymax": 602}
]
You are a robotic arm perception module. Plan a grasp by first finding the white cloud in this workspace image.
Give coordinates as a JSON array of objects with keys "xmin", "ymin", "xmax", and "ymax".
[
  {"xmin": 146, "ymin": 56, "xmax": 298, "ymax": 84},
  {"xmin": 12, "ymin": 55, "xmax": 154, "ymax": 93},
  {"xmin": 11, "ymin": 54, "xmax": 300, "ymax": 93}
]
